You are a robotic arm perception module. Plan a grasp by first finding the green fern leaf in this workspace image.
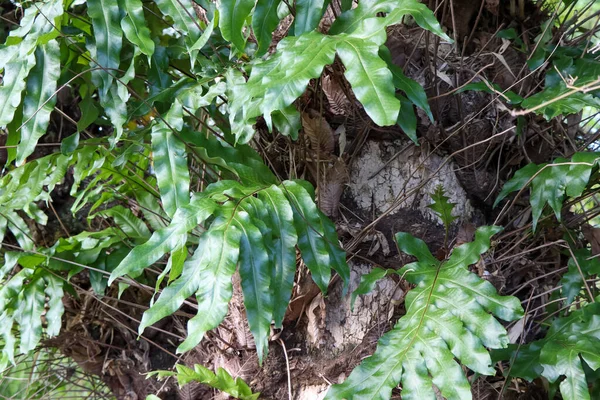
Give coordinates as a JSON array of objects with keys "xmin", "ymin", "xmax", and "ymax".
[
  {"xmin": 0, "ymin": 55, "xmax": 36, "ymax": 127},
  {"xmin": 43, "ymin": 274, "xmax": 65, "ymax": 337},
  {"xmin": 319, "ymin": 211, "xmax": 351, "ymax": 292},
  {"xmin": 351, "ymin": 267, "xmax": 397, "ymax": 308},
  {"xmin": 154, "ymin": 0, "xmax": 202, "ymax": 48},
  {"xmin": 561, "ymin": 249, "xmax": 600, "ymax": 304},
  {"xmin": 95, "ymin": 205, "xmax": 152, "ymax": 241},
  {"xmin": 428, "ymin": 185, "xmax": 458, "ymax": 230},
  {"xmin": 119, "ymin": 0, "xmax": 155, "ymax": 57},
  {"xmin": 253, "ymin": 0, "xmax": 283, "ymax": 56},
  {"xmin": 17, "ymin": 40, "xmax": 61, "ymax": 166},
  {"xmin": 272, "ymin": 104, "xmax": 301, "ymax": 139},
  {"xmin": 336, "ymin": 37, "xmax": 399, "ymax": 126},
  {"xmin": 283, "ymin": 180, "xmax": 332, "ymax": 293},
  {"xmin": 151, "ymin": 100, "xmax": 190, "ymax": 217},
  {"xmin": 232, "ymin": 1, "xmax": 448, "ymax": 140},
  {"xmin": 174, "ymin": 223, "xmax": 241, "ymax": 353},
  {"xmin": 234, "ymin": 209, "xmax": 273, "ymax": 364},
  {"xmin": 87, "ymin": 0, "xmax": 122, "ymax": 98},
  {"xmin": 108, "ymin": 195, "xmax": 216, "ymax": 284},
  {"xmin": 146, "ymin": 229, "xmax": 238, "ymax": 351},
  {"xmin": 330, "ymin": 0, "xmax": 450, "ymax": 39},
  {"xmin": 501, "ymin": 303, "xmax": 600, "ymax": 400},
  {"xmin": 380, "ymin": 46, "xmax": 433, "ymax": 121},
  {"xmin": 0, "ymin": 0, "xmax": 64, "ymax": 128},
  {"xmin": 219, "ymin": 0, "xmax": 256, "ymax": 52},
  {"xmin": 396, "ymin": 94, "xmax": 418, "ymax": 143},
  {"xmin": 259, "ymin": 185, "xmax": 298, "ymax": 327},
  {"xmin": 522, "ymin": 57, "xmax": 600, "ymax": 119},
  {"xmin": 326, "ymin": 226, "xmax": 524, "ymax": 400},
  {"xmin": 293, "ymin": 0, "xmax": 329, "ymax": 35},
  {"xmin": 150, "ymin": 364, "xmax": 260, "ymax": 400},
  {"xmin": 495, "ymin": 153, "xmax": 600, "ymax": 230},
  {"xmin": 0, "ymin": 269, "xmax": 65, "ymax": 368}
]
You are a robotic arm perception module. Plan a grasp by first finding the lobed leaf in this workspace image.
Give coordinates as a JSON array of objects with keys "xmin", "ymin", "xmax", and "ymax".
[
  {"xmin": 95, "ymin": 205, "xmax": 152, "ymax": 241},
  {"xmin": 337, "ymin": 38, "xmax": 399, "ymax": 126},
  {"xmin": 150, "ymin": 364, "xmax": 260, "ymax": 400},
  {"xmin": 502, "ymin": 303, "xmax": 600, "ymax": 400},
  {"xmin": 253, "ymin": 0, "xmax": 283, "ymax": 56},
  {"xmin": 87, "ymin": 0, "xmax": 123, "ymax": 98},
  {"xmin": 258, "ymin": 185, "xmax": 298, "ymax": 327},
  {"xmin": 293, "ymin": 0, "xmax": 329, "ymax": 35},
  {"xmin": 175, "ymin": 224, "xmax": 241, "ymax": 353},
  {"xmin": 495, "ymin": 153, "xmax": 600, "ymax": 230},
  {"xmin": 283, "ymin": 180, "xmax": 331, "ymax": 293},
  {"xmin": 328, "ymin": 226, "xmax": 523, "ymax": 400},
  {"xmin": 234, "ymin": 211, "xmax": 273, "ymax": 363},
  {"xmin": 119, "ymin": 0, "xmax": 155, "ymax": 57},
  {"xmin": 17, "ymin": 40, "xmax": 61, "ymax": 166},
  {"xmin": 108, "ymin": 195, "xmax": 216, "ymax": 284},
  {"xmin": 151, "ymin": 101, "xmax": 190, "ymax": 217},
  {"xmin": 427, "ymin": 185, "xmax": 458, "ymax": 231},
  {"xmin": 218, "ymin": 0, "xmax": 256, "ymax": 52}
]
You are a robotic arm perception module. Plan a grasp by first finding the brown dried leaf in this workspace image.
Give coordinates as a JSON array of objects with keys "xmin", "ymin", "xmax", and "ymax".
[
  {"xmin": 305, "ymin": 293, "xmax": 326, "ymax": 348},
  {"xmin": 319, "ymin": 159, "xmax": 348, "ymax": 218},
  {"xmin": 455, "ymin": 222, "xmax": 476, "ymax": 246},
  {"xmin": 322, "ymin": 75, "xmax": 351, "ymax": 116},
  {"xmin": 302, "ymin": 110, "xmax": 336, "ymax": 155}
]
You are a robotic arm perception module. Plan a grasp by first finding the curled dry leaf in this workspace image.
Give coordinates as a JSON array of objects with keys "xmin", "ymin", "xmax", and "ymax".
[
  {"xmin": 305, "ymin": 292, "xmax": 326, "ymax": 348},
  {"xmin": 319, "ymin": 158, "xmax": 348, "ymax": 218},
  {"xmin": 322, "ymin": 75, "xmax": 351, "ymax": 116},
  {"xmin": 302, "ymin": 109, "xmax": 336, "ymax": 155}
]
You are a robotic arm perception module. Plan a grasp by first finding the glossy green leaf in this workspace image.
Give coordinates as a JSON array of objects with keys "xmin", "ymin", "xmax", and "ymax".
[
  {"xmin": 293, "ymin": 0, "xmax": 329, "ymax": 35},
  {"xmin": 108, "ymin": 195, "xmax": 216, "ymax": 284},
  {"xmin": 495, "ymin": 153, "xmax": 599, "ymax": 230},
  {"xmin": 154, "ymin": 0, "xmax": 201, "ymax": 46},
  {"xmin": 145, "ymin": 224, "xmax": 241, "ymax": 353},
  {"xmin": 380, "ymin": 46, "xmax": 433, "ymax": 121},
  {"xmin": 218, "ymin": 0, "xmax": 255, "ymax": 52},
  {"xmin": 16, "ymin": 40, "xmax": 61, "ymax": 166},
  {"xmin": 330, "ymin": 0, "xmax": 450, "ymax": 40},
  {"xmin": 561, "ymin": 249, "xmax": 600, "ymax": 304},
  {"xmin": 234, "ymin": 211, "xmax": 273, "ymax": 363},
  {"xmin": 258, "ymin": 185, "xmax": 298, "ymax": 327},
  {"xmin": 17, "ymin": 277, "xmax": 45, "ymax": 353},
  {"xmin": 428, "ymin": 185, "xmax": 457, "ymax": 230},
  {"xmin": 327, "ymin": 226, "xmax": 523, "ymax": 400},
  {"xmin": 319, "ymin": 210, "xmax": 350, "ymax": 292},
  {"xmin": 150, "ymin": 364, "xmax": 260, "ymax": 400},
  {"xmin": 87, "ymin": 0, "xmax": 122, "ymax": 98},
  {"xmin": 337, "ymin": 38, "xmax": 399, "ymax": 126},
  {"xmin": 43, "ymin": 274, "xmax": 65, "ymax": 337},
  {"xmin": 151, "ymin": 100, "xmax": 190, "ymax": 217},
  {"xmin": 271, "ymin": 104, "xmax": 301, "ymax": 139},
  {"xmin": 0, "ymin": 53, "xmax": 36, "ymax": 127},
  {"xmin": 253, "ymin": 0, "xmax": 282, "ymax": 56},
  {"xmin": 505, "ymin": 303, "xmax": 600, "ymax": 400},
  {"xmin": 351, "ymin": 267, "xmax": 397, "ymax": 309},
  {"xmin": 396, "ymin": 94, "xmax": 417, "ymax": 143},
  {"xmin": 120, "ymin": 0, "xmax": 155, "ymax": 57},
  {"xmin": 95, "ymin": 205, "xmax": 151, "ymax": 241},
  {"xmin": 283, "ymin": 180, "xmax": 331, "ymax": 293},
  {"xmin": 231, "ymin": 31, "xmax": 337, "ymax": 133}
]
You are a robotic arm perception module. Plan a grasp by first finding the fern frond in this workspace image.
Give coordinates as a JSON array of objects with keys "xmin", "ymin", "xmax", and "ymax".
[
  {"xmin": 327, "ymin": 226, "xmax": 524, "ymax": 400},
  {"xmin": 497, "ymin": 303, "xmax": 600, "ymax": 400},
  {"xmin": 495, "ymin": 152, "xmax": 600, "ymax": 231}
]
